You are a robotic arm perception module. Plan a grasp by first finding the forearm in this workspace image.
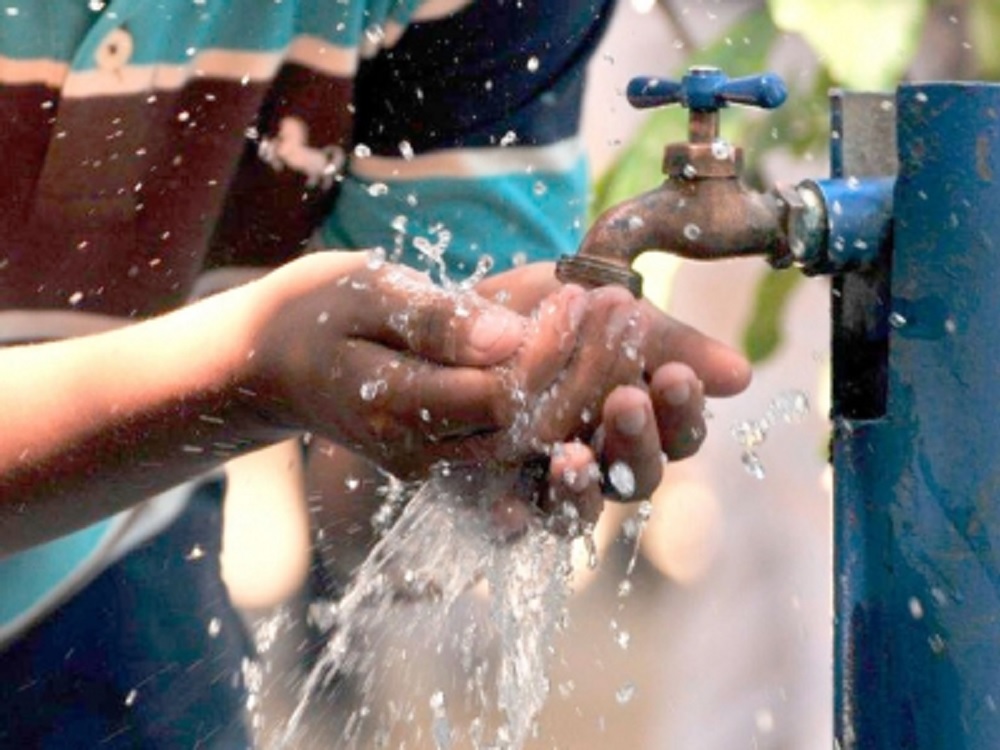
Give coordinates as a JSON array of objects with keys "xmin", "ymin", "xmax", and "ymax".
[{"xmin": 0, "ymin": 285, "xmax": 288, "ymax": 554}]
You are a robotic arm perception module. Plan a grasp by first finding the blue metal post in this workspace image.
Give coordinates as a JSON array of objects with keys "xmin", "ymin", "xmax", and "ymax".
[{"xmin": 835, "ymin": 83, "xmax": 1000, "ymax": 748}]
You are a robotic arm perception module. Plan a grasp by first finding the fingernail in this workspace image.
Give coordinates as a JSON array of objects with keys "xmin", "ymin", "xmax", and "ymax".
[
  {"xmin": 470, "ymin": 309, "xmax": 521, "ymax": 352},
  {"xmin": 615, "ymin": 405, "xmax": 647, "ymax": 437},
  {"xmin": 663, "ymin": 379, "xmax": 692, "ymax": 407}
]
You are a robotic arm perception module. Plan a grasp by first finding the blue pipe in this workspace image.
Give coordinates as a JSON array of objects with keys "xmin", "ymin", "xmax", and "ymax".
[{"xmin": 835, "ymin": 82, "xmax": 1000, "ymax": 748}]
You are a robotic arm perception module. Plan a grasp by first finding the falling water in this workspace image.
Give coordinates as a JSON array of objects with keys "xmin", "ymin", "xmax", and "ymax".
[{"xmin": 280, "ymin": 467, "xmax": 574, "ymax": 750}]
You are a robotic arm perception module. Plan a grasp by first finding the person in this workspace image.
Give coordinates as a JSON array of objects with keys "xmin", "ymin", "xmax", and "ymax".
[{"xmin": 0, "ymin": 1, "xmax": 750, "ymax": 747}]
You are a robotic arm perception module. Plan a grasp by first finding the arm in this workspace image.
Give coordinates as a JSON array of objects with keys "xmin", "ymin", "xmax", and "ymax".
[{"xmin": 0, "ymin": 252, "xmax": 526, "ymax": 554}]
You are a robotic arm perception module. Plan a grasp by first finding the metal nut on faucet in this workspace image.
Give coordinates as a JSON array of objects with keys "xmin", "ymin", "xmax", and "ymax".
[{"xmin": 772, "ymin": 182, "xmax": 826, "ymax": 271}]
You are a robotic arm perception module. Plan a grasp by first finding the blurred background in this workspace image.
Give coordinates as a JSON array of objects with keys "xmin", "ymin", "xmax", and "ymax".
[{"xmin": 220, "ymin": 1, "xmax": 1000, "ymax": 747}]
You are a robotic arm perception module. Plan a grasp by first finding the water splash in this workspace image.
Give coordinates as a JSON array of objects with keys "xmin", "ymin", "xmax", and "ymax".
[
  {"xmin": 281, "ymin": 469, "xmax": 573, "ymax": 750},
  {"xmin": 730, "ymin": 389, "xmax": 810, "ymax": 479}
]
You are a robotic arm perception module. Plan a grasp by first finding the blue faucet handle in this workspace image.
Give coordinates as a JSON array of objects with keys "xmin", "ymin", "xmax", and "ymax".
[{"xmin": 627, "ymin": 67, "xmax": 787, "ymax": 112}]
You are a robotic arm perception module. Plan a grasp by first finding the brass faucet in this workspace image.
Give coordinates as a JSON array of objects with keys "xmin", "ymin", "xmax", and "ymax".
[{"xmin": 557, "ymin": 67, "xmax": 794, "ymax": 297}]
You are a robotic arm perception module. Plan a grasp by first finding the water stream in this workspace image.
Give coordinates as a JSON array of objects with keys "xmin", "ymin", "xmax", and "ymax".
[{"xmin": 279, "ymin": 469, "xmax": 576, "ymax": 749}]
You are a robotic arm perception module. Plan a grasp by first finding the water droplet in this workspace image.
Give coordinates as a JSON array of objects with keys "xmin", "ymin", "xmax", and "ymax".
[
  {"xmin": 532, "ymin": 180, "xmax": 547, "ymax": 196},
  {"xmin": 617, "ymin": 579, "xmax": 633, "ymax": 598},
  {"xmin": 177, "ymin": 110, "xmax": 191, "ymax": 123},
  {"xmin": 889, "ymin": 311, "xmax": 908, "ymax": 328},
  {"xmin": 928, "ymin": 633, "xmax": 946, "ymax": 654},
  {"xmin": 526, "ymin": 55, "xmax": 540, "ymax": 72},
  {"xmin": 68, "ymin": 290, "xmax": 84, "ymax": 306},
  {"xmin": 626, "ymin": 214, "xmax": 645, "ymax": 231},
  {"xmin": 207, "ymin": 617, "xmax": 222, "ymax": 637},
  {"xmin": 741, "ymin": 451, "xmax": 766, "ymax": 480},
  {"xmin": 915, "ymin": 91, "xmax": 929, "ymax": 103},
  {"xmin": 615, "ymin": 629, "xmax": 631, "ymax": 650},
  {"xmin": 683, "ymin": 223, "xmax": 702, "ymax": 241},
  {"xmin": 755, "ymin": 707, "xmax": 775, "ymax": 733},
  {"xmin": 398, "ymin": 140, "xmax": 414, "ymax": 160},
  {"xmin": 766, "ymin": 390, "xmax": 809, "ymax": 424},
  {"xmin": 124, "ymin": 689, "xmax": 138, "ymax": 707},
  {"xmin": 615, "ymin": 681, "xmax": 636, "ymax": 704},
  {"xmin": 607, "ymin": 461, "xmax": 636, "ymax": 499},
  {"xmin": 500, "ymin": 130, "xmax": 518, "ymax": 147},
  {"xmin": 366, "ymin": 246, "xmax": 386, "ymax": 269},
  {"xmin": 345, "ymin": 476, "xmax": 360, "ymax": 491},
  {"xmin": 360, "ymin": 380, "xmax": 386, "ymax": 401},
  {"xmin": 364, "ymin": 24, "xmax": 385, "ymax": 45},
  {"xmin": 731, "ymin": 419, "xmax": 767, "ymax": 449},
  {"xmin": 316, "ymin": 311, "xmax": 329, "ymax": 325},
  {"xmin": 367, "ymin": 182, "xmax": 389, "ymax": 197},
  {"xmin": 711, "ymin": 139, "xmax": 732, "ymax": 160},
  {"xmin": 621, "ymin": 517, "xmax": 640, "ymax": 541},
  {"xmin": 682, "ymin": 164, "xmax": 698, "ymax": 179},
  {"xmin": 583, "ymin": 528, "xmax": 599, "ymax": 569},
  {"xmin": 908, "ymin": 596, "xmax": 924, "ymax": 620},
  {"xmin": 636, "ymin": 499, "xmax": 653, "ymax": 522},
  {"xmin": 353, "ymin": 143, "xmax": 372, "ymax": 159},
  {"xmin": 186, "ymin": 544, "xmax": 205, "ymax": 561}
]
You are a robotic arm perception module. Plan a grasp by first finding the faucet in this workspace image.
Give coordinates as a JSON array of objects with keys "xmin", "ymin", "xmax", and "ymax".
[{"xmin": 556, "ymin": 67, "xmax": 795, "ymax": 296}]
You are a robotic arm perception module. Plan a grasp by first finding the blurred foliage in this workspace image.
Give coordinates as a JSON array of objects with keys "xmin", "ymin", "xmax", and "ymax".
[
  {"xmin": 769, "ymin": 0, "xmax": 929, "ymax": 90},
  {"xmin": 593, "ymin": 0, "xmax": 1000, "ymax": 363}
]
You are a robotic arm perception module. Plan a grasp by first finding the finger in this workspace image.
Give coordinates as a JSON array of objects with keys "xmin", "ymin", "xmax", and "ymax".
[
  {"xmin": 344, "ymin": 265, "xmax": 526, "ymax": 366},
  {"xmin": 599, "ymin": 386, "xmax": 664, "ymax": 501},
  {"xmin": 532, "ymin": 287, "xmax": 646, "ymax": 442},
  {"xmin": 649, "ymin": 361, "xmax": 707, "ymax": 461},
  {"xmin": 544, "ymin": 442, "xmax": 604, "ymax": 532},
  {"xmin": 640, "ymin": 299, "xmax": 751, "ymax": 397},
  {"xmin": 515, "ymin": 284, "xmax": 587, "ymax": 394}
]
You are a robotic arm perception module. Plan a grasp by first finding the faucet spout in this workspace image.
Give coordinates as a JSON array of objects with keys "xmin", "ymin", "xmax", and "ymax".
[{"xmin": 559, "ymin": 177, "xmax": 785, "ymax": 295}]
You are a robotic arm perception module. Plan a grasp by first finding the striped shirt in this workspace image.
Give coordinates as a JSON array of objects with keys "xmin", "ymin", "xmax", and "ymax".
[
  {"xmin": 0, "ymin": 0, "xmax": 614, "ymax": 637},
  {"xmin": 0, "ymin": 0, "xmax": 613, "ymax": 315}
]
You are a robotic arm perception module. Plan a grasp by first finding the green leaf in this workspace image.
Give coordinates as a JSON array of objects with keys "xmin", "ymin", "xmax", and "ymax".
[
  {"xmin": 741, "ymin": 269, "xmax": 804, "ymax": 363},
  {"xmin": 768, "ymin": 0, "xmax": 929, "ymax": 89}
]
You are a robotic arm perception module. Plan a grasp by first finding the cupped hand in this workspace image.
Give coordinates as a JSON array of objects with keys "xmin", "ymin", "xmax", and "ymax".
[
  {"xmin": 476, "ymin": 262, "xmax": 752, "ymax": 508},
  {"xmin": 246, "ymin": 252, "xmax": 529, "ymax": 478}
]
